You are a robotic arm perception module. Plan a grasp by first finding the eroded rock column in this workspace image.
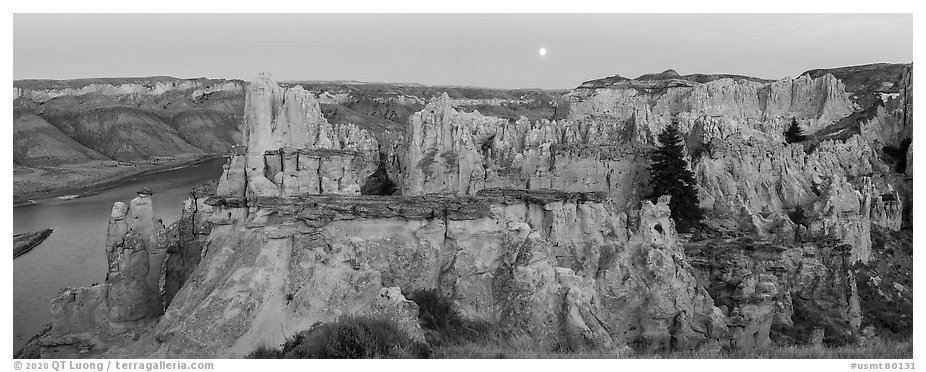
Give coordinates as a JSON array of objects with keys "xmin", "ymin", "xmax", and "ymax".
[{"xmin": 106, "ymin": 189, "xmax": 169, "ymax": 323}]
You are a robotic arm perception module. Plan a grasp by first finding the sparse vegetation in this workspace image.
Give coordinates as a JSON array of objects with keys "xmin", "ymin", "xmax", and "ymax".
[
  {"xmin": 246, "ymin": 316, "xmax": 428, "ymax": 359},
  {"xmin": 429, "ymin": 338, "xmax": 911, "ymax": 359}
]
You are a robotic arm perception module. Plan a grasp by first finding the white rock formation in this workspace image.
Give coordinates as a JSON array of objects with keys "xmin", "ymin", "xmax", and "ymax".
[
  {"xmin": 402, "ymin": 94, "xmax": 650, "ymax": 209},
  {"xmin": 48, "ymin": 191, "xmax": 170, "ymax": 343},
  {"xmin": 216, "ymin": 73, "xmax": 380, "ymax": 198},
  {"xmin": 562, "ymin": 73, "xmax": 855, "ymax": 144}
]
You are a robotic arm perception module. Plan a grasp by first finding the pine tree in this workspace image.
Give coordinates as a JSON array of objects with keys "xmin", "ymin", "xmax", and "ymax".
[
  {"xmin": 784, "ymin": 118, "xmax": 807, "ymax": 143},
  {"xmin": 648, "ymin": 123, "xmax": 704, "ymax": 232}
]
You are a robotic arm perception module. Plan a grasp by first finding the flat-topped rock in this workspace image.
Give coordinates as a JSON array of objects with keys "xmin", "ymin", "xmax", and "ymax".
[{"xmin": 204, "ymin": 188, "xmax": 610, "ymax": 222}]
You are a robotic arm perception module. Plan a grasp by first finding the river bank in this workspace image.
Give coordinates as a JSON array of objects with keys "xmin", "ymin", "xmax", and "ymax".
[{"xmin": 13, "ymin": 153, "xmax": 225, "ymax": 206}]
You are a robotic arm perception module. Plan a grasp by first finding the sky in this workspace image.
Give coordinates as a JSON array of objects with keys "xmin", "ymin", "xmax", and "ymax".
[{"xmin": 13, "ymin": 13, "xmax": 913, "ymax": 89}]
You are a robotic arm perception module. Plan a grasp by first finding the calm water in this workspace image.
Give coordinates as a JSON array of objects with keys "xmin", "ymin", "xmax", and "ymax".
[{"xmin": 12, "ymin": 158, "xmax": 226, "ymax": 351}]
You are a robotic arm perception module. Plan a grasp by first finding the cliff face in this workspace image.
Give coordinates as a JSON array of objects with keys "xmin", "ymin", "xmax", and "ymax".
[
  {"xmin": 687, "ymin": 237, "xmax": 864, "ymax": 349},
  {"xmin": 402, "ymin": 94, "xmax": 650, "ymax": 209},
  {"xmin": 39, "ymin": 192, "xmax": 168, "ymax": 357},
  {"xmin": 560, "ymin": 73, "xmax": 854, "ymax": 145},
  {"xmin": 98, "ymin": 191, "xmax": 722, "ymax": 357},
  {"xmin": 399, "ymin": 69, "xmax": 906, "ymax": 257},
  {"xmin": 215, "ymin": 74, "xmax": 381, "ymax": 198}
]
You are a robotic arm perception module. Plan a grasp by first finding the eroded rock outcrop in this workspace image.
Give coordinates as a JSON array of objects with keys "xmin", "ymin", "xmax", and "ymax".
[
  {"xmin": 71, "ymin": 191, "xmax": 722, "ymax": 357},
  {"xmin": 104, "ymin": 191, "xmax": 169, "ymax": 323},
  {"xmin": 693, "ymin": 133, "xmax": 903, "ymax": 264},
  {"xmin": 25, "ymin": 66, "xmax": 912, "ymax": 359},
  {"xmin": 402, "ymin": 94, "xmax": 650, "ymax": 209},
  {"xmin": 37, "ymin": 191, "xmax": 170, "ymax": 355},
  {"xmin": 686, "ymin": 237, "xmax": 865, "ymax": 349},
  {"xmin": 561, "ymin": 73, "xmax": 854, "ymax": 145},
  {"xmin": 164, "ymin": 183, "xmax": 217, "ymax": 308},
  {"xmin": 216, "ymin": 73, "xmax": 380, "ymax": 198}
]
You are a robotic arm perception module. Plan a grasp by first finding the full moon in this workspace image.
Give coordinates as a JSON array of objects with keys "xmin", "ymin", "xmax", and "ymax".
[{"xmin": 538, "ymin": 48, "xmax": 547, "ymax": 56}]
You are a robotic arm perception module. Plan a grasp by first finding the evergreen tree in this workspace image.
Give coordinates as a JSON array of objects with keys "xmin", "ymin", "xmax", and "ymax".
[
  {"xmin": 648, "ymin": 123, "xmax": 704, "ymax": 232},
  {"xmin": 784, "ymin": 118, "xmax": 807, "ymax": 143}
]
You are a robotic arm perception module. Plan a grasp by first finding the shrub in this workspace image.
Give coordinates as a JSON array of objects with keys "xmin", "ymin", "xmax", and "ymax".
[
  {"xmin": 882, "ymin": 137, "xmax": 912, "ymax": 174},
  {"xmin": 787, "ymin": 206, "xmax": 808, "ymax": 227},
  {"xmin": 245, "ymin": 345, "xmax": 282, "ymax": 359},
  {"xmin": 246, "ymin": 316, "xmax": 426, "ymax": 359},
  {"xmin": 407, "ymin": 289, "xmax": 460, "ymax": 331},
  {"xmin": 405, "ymin": 289, "xmax": 495, "ymax": 345}
]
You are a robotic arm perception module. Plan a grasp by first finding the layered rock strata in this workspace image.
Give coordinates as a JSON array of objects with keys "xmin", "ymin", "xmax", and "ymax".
[
  {"xmin": 164, "ymin": 183, "xmax": 217, "ymax": 308},
  {"xmin": 561, "ymin": 73, "xmax": 854, "ymax": 145},
  {"xmin": 687, "ymin": 237, "xmax": 865, "ymax": 349},
  {"xmin": 44, "ymin": 191, "xmax": 169, "ymax": 347},
  {"xmin": 15, "ymin": 78, "xmax": 243, "ymax": 103},
  {"xmin": 402, "ymin": 94, "xmax": 650, "ymax": 209},
  {"xmin": 25, "ymin": 66, "xmax": 913, "ymax": 359},
  {"xmin": 216, "ymin": 74, "xmax": 380, "ymax": 198},
  {"xmin": 82, "ymin": 190, "xmax": 724, "ymax": 357}
]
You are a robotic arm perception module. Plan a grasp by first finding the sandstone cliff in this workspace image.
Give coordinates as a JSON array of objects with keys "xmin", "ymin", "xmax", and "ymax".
[
  {"xmin": 90, "ymin": 191, "xmax": 722, "ymax": 357},
  {"xmin": 29, "ymin": 191, "xmax": 169, "ymax": 357},
  {"xmin": 215, "ymin": 73, "xmax": 381, "ymax": 198},
  {"xmin": 559, "ymin": 73, "xmax": 854, "ymax": 145},
  {"xmin": 402, "ymin": 94, "xmax": 650, "ymax": 210}
]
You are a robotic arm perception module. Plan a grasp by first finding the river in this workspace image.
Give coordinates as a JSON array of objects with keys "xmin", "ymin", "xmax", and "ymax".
[{"xmin": 12, "ymin": 158, "xmax": 226, "ymax": 352}]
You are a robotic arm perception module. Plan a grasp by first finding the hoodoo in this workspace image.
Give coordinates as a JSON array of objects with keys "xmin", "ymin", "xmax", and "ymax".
[{"xmin": 21, "ymin": 64, "xmax": 913, "ymax": 358}]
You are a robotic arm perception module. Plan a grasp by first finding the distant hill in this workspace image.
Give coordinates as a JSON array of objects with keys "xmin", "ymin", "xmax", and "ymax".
[
  {"xmin": 13, "ymin": 109, "xmax": 109, "ymax": 166},
  {"xmin": 801, "ymin": 63, "xmax": 910, "ymax": 93},
  {"xmin": 579, "ymin": 69, "xmax": 773, "ymax": 90}
]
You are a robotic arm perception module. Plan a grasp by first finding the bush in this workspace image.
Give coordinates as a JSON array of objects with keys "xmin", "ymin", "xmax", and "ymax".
[
  {"xmin": 246, "ymin": 316, "xmax": 427, "ymax": 359},
  {"xmin": 245, "ymin": 345, "xmax": 282, "ymax": 359},
  {"xmin": 405, "ymin": 289, "xmax": 494, "ymax": 345},
  {"xmin": 787, "ymin": 206, "xmax": 809, "ymax": 227},
  {"xmin": 882, "ymin": 137, "xmax": 912, "ymax": 174},
  {"xmin": 407, "ymin": 289, "xmax": 460, "ymax": 331}
]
